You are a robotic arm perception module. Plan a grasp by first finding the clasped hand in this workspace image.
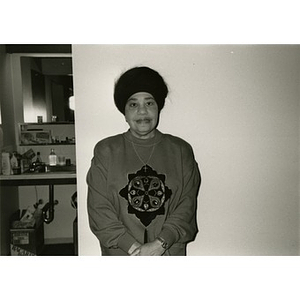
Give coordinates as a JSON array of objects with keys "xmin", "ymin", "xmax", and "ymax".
[{"xmin": 130, "ymin": 239, "xmax": 165, "ymax": 256}]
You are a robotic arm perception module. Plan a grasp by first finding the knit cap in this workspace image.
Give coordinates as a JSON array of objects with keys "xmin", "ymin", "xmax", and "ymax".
[{"xmin": 114, "ymin": 66, "xmax": 168, "ymax": 114}]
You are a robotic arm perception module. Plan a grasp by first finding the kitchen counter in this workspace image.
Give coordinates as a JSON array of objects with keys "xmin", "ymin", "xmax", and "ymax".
[{"xmin": 0, "ymin": 172, "xmax": 76, "ymax": 186}]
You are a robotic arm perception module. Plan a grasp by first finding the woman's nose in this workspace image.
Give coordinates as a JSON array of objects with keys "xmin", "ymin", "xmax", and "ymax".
[{"xmin": 137, "ymin": 104, "xmax": 147, "ymax": 114}]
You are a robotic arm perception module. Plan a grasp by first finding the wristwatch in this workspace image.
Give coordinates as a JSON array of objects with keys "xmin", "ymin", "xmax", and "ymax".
[{"xmin": 157, "ymin": 237, "xmax": 168, "ymax": 249}]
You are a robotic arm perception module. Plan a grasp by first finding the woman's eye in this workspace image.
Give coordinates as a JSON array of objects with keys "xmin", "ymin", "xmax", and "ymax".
[
  {"xmin": 129, "ymin": 102, "xmax": 137, "ymax": 107},
  {"xmin": 146, "ymin": 101, "xmax": 155, "ymax": 106}
]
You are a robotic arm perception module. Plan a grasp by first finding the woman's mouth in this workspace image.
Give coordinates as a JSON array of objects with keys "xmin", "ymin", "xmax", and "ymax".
[{"xmin": 136, "ymin": 118, "xmax": 151, "ymax": 124}]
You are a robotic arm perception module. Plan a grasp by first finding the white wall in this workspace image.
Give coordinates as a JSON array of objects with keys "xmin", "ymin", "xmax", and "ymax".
[{"xmin": 73, "ymin": 45, "xmax": 300, "ymax": 256}]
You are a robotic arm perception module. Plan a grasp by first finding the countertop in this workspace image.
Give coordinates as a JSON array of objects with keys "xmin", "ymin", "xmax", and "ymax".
[{"xmin": 0, "ymin": 172, "xmax": 76, "ymax": 186}]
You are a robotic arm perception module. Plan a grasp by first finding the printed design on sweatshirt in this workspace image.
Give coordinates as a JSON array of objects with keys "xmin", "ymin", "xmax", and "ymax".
[{"xmin": 119, "ymin": 165, "xmax": 172, "ymax": 227}]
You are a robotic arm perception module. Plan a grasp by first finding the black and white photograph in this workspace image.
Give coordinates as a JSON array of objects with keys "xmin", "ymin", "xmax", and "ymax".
[
  {"xmin": 2, "ymin": 44, "xmax": 300, "ymax": 258},
  {"xmin": 1, "ymin": 1, "xmax": 300, "ymax": 299}
]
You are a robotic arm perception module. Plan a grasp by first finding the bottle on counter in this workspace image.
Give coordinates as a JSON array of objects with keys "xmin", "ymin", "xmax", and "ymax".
[
  {"xmin": 30, "ymin": 151, "xmax": 45, "ymax": 173},
  {"xmin": 35, "ymin": 152, "xmax": 42, "ymax": 164},
  {"xmin": 49, "ymin": 149, "xmax": 57, "ymax": 166},
  {"xmin": 10, "ymin": 152, "xmax": 20, "ymax": 174},
  {"xmin": 2, "ymin": 152, "xmax": 11, "ymax": 175},
  {"xmin": 11, "ymin": 152, "xmax": 18, "ymax": 168}
]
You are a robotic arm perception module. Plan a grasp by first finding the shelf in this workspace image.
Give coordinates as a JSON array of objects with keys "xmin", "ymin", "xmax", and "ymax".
[{"xmin": 18, "ymin": 122, "xmax": 76, "ymax": 147}]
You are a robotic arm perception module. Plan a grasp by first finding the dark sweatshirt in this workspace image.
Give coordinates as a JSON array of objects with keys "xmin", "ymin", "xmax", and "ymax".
[{"xmin": 87, "ymin": 130, "xmax": 201, "ymax": 255}]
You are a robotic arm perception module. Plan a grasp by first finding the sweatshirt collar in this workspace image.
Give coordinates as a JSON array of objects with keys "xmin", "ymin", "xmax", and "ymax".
[{"xmin": 123, "ymin": 129, "xmax": 163, "ymax": 146}]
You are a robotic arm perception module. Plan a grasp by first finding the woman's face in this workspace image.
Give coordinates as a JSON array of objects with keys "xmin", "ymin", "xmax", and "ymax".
[{"xmin": 125, "ymin": 92, "xmax": 159, "ymax": 139}]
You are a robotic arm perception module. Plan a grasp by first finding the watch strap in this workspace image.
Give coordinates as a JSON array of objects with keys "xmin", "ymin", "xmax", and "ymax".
[{"xmin": 157, "ymin": 236, "xmax": 168, "ymax": 249}]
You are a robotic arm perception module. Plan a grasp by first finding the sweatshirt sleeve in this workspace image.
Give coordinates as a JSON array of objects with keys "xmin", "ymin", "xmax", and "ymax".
[
  {"xmin": 158, "ymin": 142, "xmax": 201, "ymax": 248},
  {"xmin": 86, "ymin": 142, "xmax": 137, "ymax": 254}
]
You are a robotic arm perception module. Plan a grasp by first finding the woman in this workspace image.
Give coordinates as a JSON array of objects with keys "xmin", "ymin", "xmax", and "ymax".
[{"xmin": 87, "ymin": 66, "xmax": 201, "ymax": 256}]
